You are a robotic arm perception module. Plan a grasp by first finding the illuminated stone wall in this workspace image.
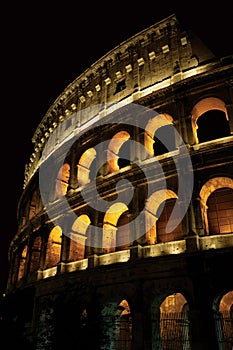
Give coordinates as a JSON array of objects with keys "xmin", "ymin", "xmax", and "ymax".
[{"xmin": 2, "ymin": 14, "xmax": 233, "ymax": 350}]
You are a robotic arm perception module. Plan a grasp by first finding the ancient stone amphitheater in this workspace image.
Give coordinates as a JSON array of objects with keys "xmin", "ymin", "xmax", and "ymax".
[{"xmin": 1, "ymin": 14, "xmax": 233, "ymax": 350}]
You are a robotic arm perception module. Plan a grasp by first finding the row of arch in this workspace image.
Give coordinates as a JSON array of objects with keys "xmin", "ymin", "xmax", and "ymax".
[
  {"xmin": 20, "ymin": 96, "xmax": 232, "ymax": 227},
  {"xmin": 14, "ymin": 176, "xmax": 233, "ymax": 285},
  {"xmin": 35, "ymin": 290, "xmax": 233, "ymax": 349},
  {"xmin": 56, "ymin": 96, "xmax": 231, "ymax": 193}
]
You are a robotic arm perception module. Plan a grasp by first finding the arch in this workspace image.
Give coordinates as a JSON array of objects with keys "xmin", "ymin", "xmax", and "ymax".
[
  {"xmin": 100, "ymin": 299, "xmax": 132, "ymax": 349},
  {"xmin": 117, "ymin": 139, "xmax": 131, "ymax": 169},
  {"xmin": 219, "ymin": 291, "xmax": 233, "ymax": 314},
  {"xmin": 116, "ymin": 210, "xmax": 130, "ymax": 250},
  {"xmin": 71, "ymin": 214, "xmax": 91, "ymax": 235},
  {"xmin": 69, "ymin": 214, "xmax": 91, "ymax": 261},
  {"xmin": 55, "ymin": 163, "xmax": 70, "ymax": 198},
  {"xmin": 77, "ymin": 148, "xmax": 97, "ymax": 186},
  {"xmin": 159, "ymin": 293, "xmax": 191, "ymax": 349},
  {"xmin": 145, "ymin": 189, "xmax": 178, "ymax": 244},
  {"xmin": 103, "ymin": 202, "xmax": 129, "ymax": 253},
  {"xmin": 18, "ymin": 246, "xmax": 28, "ymax": 281},
  {"xmin": 160, "ymin": 293, "xmax": 188, "ymax": 313},
  {"xmin": 156, "ymin": 198, "xmax": 183, "ymax": 243},
  {"xmin": 29, "ymin": 236, "xmax": 42, "ymax": 274},
  {"xmin": 45, "ymin": 225, "xmax": 62, "ymax": 268},
  {"xmin": 213, "ymin": 291, "xmax": 233, "ymax": 348},
  {"xmin": 196, "ymin": 110, "xmax": 230, "ymax": 143},
  {"xmin": 199, "ymin": 177, "xmax": 233, "ymax": 234},
  {"xmin": 200, "ymin": 177, "xmax": 233, "ymax": 205},
  {"xmin": 207, "ymin": 187, "xmax": 233, "ymax": 234},
  {"xmin": 144, "ymin": 113, "xmax": 174, "ymax": 157},
  {"xmin": 107, "ymin": 131, "xmax": 131, "ymax": 173},
  {"xmin": 191, "ymin": 97, "xmax": 230, "ymax": 144}
]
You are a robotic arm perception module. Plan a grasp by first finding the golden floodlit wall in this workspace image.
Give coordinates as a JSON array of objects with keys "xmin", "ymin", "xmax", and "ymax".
[{"xmin": 2, "ymin": 14, "xmax": 233, "ymax": 350}]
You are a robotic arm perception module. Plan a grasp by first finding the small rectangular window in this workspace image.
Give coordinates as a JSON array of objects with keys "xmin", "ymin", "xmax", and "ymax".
[
  {"xmin": 162, "ymin": 45, "xmax": 169, "ymax": 54},
  {"xmin": 180, "ymin": 36, "xmax": 188, "ymax": 46}
]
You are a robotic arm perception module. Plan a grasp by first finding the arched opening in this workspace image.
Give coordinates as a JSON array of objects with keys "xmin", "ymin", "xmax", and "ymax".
[
  {"xmin": 100, "ymin": 299, "xmax": 132, "ymax": 349},
  {"xmin": 117, "ymin": 139, "xmax": 131, "ymax": 169},
  {"xmin": 69, "ymin": 214, "xmax": 91, "ymax": 261},
  {"xmin": 213, "ymin": 291, "xmax": 233, "ymax": 349},
  {"xmin": 200, "ymin": 177, "xmax": 233, "ymax": 235},
  {"xmin": 116, "ymin": 211, "xmax": 130, "ymax": 251},
  {"xmin": 115, "ymin": 299, "xmax": 132, "ymax": 349},
  {"xmin": 144, "ymin": 113, "xmax": 175, "ymax": 157},
  {"xmin": 77, "ymin": 148, "xmax": 97, "ymax": 185},
  {"xmin": 196, "ymin": 110, "xmax": 230, "ymax": 143},
  {"xmin": 18, "ymin": 246, "xmax": 28, "ymax": 281},
  {"xmin": 107, "ymin": 131, "xmax": 131, "ymax": 173},
  {"xmin": 191, "ymin": 97, "xmax": 230, "ymax": 144},
  {"xmin": 145, "ymin": 189, "xmax": 179, "ymax": 245},
  {"xmin": 29, "ymin": 236, "xmax": 42, "ymax": 275},
  {"xmin": 153, "ymin": 124, "xmax": 177, "ymax": 157},
  {"xmin": 159, "ymin": 293, "xmax": 191, "ymax": 349},
  {"xmin": 207, "ymin": 187, "xmax": 233, "ymax": 235},
  {"xmin": 156, "ymin": 198, "xmax": 183, "ymax": 243},
  {"xmin": 55, "ymin": 163, "xmax": 70, "ymax": 198},
  {"xmin": 103, "ymin": 202, "xmax": 129, "ymax": 253},
  {"xmin": 45, "ymin": 226, "xmax": 62, "ymax": 269}
]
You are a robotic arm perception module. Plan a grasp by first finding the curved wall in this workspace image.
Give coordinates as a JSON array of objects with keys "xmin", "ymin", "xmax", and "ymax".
[{"xmin": 3, "ymin": 14, "xmax": 233, "ymax": 350}]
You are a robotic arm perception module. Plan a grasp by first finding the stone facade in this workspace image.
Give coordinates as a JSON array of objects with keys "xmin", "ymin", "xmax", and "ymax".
[{"xmin": 1, "ymin": 14, "xmax": 233, "ymax": 350}]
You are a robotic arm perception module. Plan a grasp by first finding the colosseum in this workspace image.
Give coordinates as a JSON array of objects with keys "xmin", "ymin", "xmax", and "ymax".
[{"xmin": 1, "ymin": 13, "xmax": 233, "ymax": 350}]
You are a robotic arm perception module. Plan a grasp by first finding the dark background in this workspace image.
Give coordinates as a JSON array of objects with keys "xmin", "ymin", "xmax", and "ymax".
[{"xmin": 1, "ymin": 2, "xmax": 233, "ymax": 294}]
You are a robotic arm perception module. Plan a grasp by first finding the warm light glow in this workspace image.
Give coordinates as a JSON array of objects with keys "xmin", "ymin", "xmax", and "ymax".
[
  {"xmin": 160, "ymin": 293, "xmax": 187, "ymax": 313},
  {"xmin": 42, "ymin": 266, "xmax": 57, "ymax": 279},
  {"xmin": 107, "ymin": 131, "xmax": 130, "ymax": 173},
  {"xmin": 143, "ymin": 240, "xmax": 186, "ymax": 257},
  {"xmin": 98, "ymin": 250, "xmax": 130, "ymax": 265},
  {"xmin": 219, "ymin": 291, "xmax": 233, "ymax": 312},
  {"xmin": 77, "ymin": 148, "xmax": 96, "ymax": 186},
  {"xmin": 64, "ymin": 259, "xmax": 88, "ymax": 272},
  {"xmin": 144, "ymin": 114, "xmax": 173, "ymax": 156},
  {"xmin": 72, "ymin": 214, "xmax": 91, "ymax": 235},
  {"xmin": 104, "ymin": 202, "xmax": 129, "ymax": 226},
  {"xmin": 191, "ymin": 97, "xmax": 229, "ymax": 144},
  {"xmin": 199, "ymin": 177, "xmax": 233, "ymax": 234},
  {"xmin": 45, "ymin": 226, "xmax": 62, "ymax": 268},
  {"xmin": 55, "ymin": 163, "xmax": 70, "ymax": 198},
  {"xmin": 145, "ymin": 189, "xmax": 178, "ymax": 244}
]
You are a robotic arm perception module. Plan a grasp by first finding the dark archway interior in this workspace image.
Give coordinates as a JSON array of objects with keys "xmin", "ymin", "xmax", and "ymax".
[
  {"xmin": 153, "ymin": 124, "xmax": 176, "ymax": 156},
  {"xmin": 118, "ymin": 140, "xmax": 131, "ymax": 168},
  {"xmin": 197, "ymin": 110, "xmax": 230, "ymax": 143}
]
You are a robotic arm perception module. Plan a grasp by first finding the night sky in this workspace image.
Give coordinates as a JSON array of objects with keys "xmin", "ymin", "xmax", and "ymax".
[{"xmin": 1, "ymin": 2, "xmax": 232, "ymax": 294}]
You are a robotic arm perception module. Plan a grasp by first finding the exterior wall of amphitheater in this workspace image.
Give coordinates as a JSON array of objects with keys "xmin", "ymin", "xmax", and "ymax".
[{"xmin": 1, "ymin": 14, "xmax": 233, "ymax": 350}]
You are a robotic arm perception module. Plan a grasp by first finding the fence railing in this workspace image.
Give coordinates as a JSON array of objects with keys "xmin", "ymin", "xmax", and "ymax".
[
  {"xmin": 159, "ymin": 312, "xmax": 191, "ymax": 350},
  {"xmin": 214, "ymin": 310, "xmax": 233, "ymax": 350}
]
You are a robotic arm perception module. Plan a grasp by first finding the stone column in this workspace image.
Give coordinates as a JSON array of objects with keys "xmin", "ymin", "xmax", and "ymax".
[
  {"xmin": 193, "ymin": 196, "xmax": 205, "ymax": 236},
  {"xmin": 188, "ymin": 260, "xmax": 219, "ymax": 349},
  {"xmin": 68, "ymin": 150, "xmax": 78, "ymax": 190},
  {"xmin": 131, "ymin": 283, "xmax": 145, "ymax": 350}
]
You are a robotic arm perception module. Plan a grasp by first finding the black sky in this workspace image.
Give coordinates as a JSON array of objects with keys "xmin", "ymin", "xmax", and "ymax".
[{"xmin": 1, "ymin": 2, "xmax": 233, "ymax": 293}]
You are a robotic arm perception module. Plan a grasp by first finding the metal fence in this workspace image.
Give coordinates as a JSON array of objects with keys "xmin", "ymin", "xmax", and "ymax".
[
  {"xmin": 214, "ymin": 311, "xmax": 233, "ymax": 350},
  {"xmin": 158, "ymin": 312, "xmax": 191, "ymax": 350},
  {"xmin": 100, "ymin": 315, "xmax": 132, "ymax": 350}
]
